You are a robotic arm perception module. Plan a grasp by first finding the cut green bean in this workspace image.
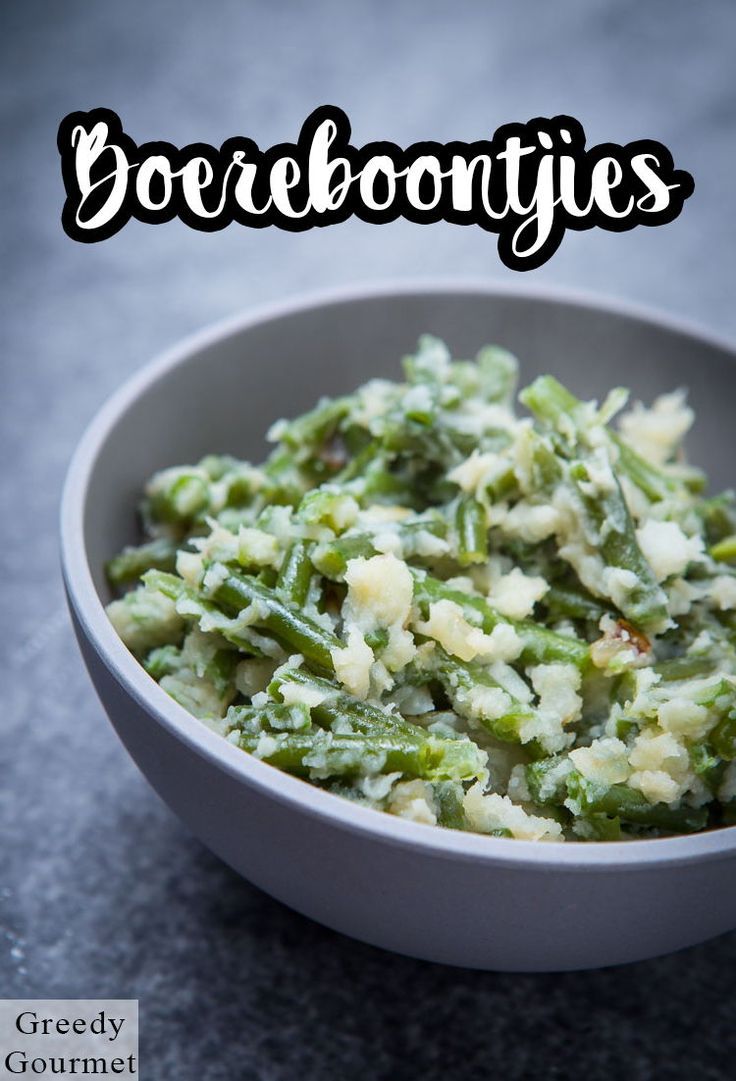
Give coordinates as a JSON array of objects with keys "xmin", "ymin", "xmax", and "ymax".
[
  {"xmin": 268, "ymin": 667, "xmax": 422, "ymax": 738},
  {"xmin": 106, "ymin": 537, "xmax": 179, "ymax": 587},
  {"xmin": 432, "ymin": 781, "xmax": 467, "ymax": 829},
  {"xmin": 611, "ymin": 434, "xmax": 674, "ymax": 503},
  {"xmin": 413, "ymin": 571, "xmax": 589, "ymax": 667},
  {"xmin": 653, "ymin": 655, "xmax": 716, "ymax": 681},
  {"xmin": 455, "ymin": 496, "xmax": 489, "ymax": 566},
  {"xmin": 146, "ymin": 467, "xmax": 210, "ymax": 525},
  {"xmin": 434, "ymin": 652, "xmax": 534, "ymax": 744},
  {"xmin": 711, "ymin": 535, "xmax": 736, "ymax": 564},
  {"xmin": 214, "ymin": 570, "xmax": 340, "ymax": 673},
  {"xmin": 543, "ymin": 584, "xmax": 608, "ymax": 623},
  {"xmin": 238, "ymin": 726, "xmax": 484, "ymax": 783},
  {"xmin": 520, "ymin": 375, "xmax": 582, "ymax": 435},
  {"xmin": 570, "ymin": 462, "xmax": 668, "ymax": 632},
  {"xmin": 566, "ymin": 772, "xmax": 708, "ymax": 832},
  {"xmin": 276, "ymin": 540, "xmax": 314, "ymax": 605}
]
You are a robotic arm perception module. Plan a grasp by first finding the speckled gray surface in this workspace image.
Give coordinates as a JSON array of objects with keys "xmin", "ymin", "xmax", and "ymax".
[{"xmin": 2, "ymin": 1, "xmax": 736, "ymax": 1076}]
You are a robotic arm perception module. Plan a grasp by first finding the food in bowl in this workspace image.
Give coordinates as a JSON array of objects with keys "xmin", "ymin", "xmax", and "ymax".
[{"xmin": 105, "ymin": 336, "xmax": 736, "ymax": 842}]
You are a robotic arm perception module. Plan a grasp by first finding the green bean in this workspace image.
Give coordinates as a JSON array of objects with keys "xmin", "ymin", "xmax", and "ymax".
[
  {"xmin": 653, "ymin": 655, "xmax": 716, "ymax": 681},
  {"xmin": 428, "ymin": 737, "xmax": 489, "ymax": 782},
  {"xmin": 228, "ymin": 701, "xmax": 312, "ymax": 734},
  {"xmin": 236, "ymin": 728, "xmax": 419, "ymax": 777},
  {"xmin": 198, "ymin": 454, "xmax": 239, "ymax": 481},
  {"xmin": 690, "ymin": 742, "xmax": 726, "ymax": 794},
  {"xmin": 214, "ymin": 570, "xmax": 340, "ymax": 673},
  {"xmin": 380, "ymin": 415, "xmax": 455, "ymax": 463},
  {"xmin": 278, "ymin": 396, "xmax": 352, "ymax": 451},
  {"xmin": 105, "ymin": 576, "xmax": 188, "ymax": 656},
  {"xmin": 261, "ymin": 447, "xmax": 310, "ymax": 506},
  {"xmin": 693, "ymin": 677, "xmax": 735, "ymax": 709},
  {"xmin": 518, "ymin": 378, "xmax": 669, "ymax": 629},
  {"xmin": 142, "ymin": 569, "xmax": 188, "ymax": 600},
  {"xmin": 297, "ymin": 488, "xmax": 356, "ymax": 531},
  {"xmin": 313, "ymin": 516, "xmax": 448, "ymax": 580},
  {"xmin": 362, "ymin": 627, "xmax": 388, "ymax": 652},
  {"xmin": 455, "ymin": 496, "xmax": 488, "ymax": 566},
  {"xmin": 698, "ymin": 492, "xmax": 736, "ymax": 545},
  {"xmin": 359, "ymin": 464, "xmax": 418, "ymax": 504},
  {"xmin": 403, "ymin": 336, "xmax": 446, "ymax": 390},
  {"xmin": 269, "ymin": 667, "xmax": 486, "ymax": 779},
  {"xmin": 432, "ymin": 781, "xmax": 467, "ymax": 829},
  {"xmin": 543, "ymin": 583, "xmax": 608, "ymax": 623},
  {"xmin": 611, "ymin": 434, "xmax": 674, "ymax": 502},
  {"xmin": 413, "ymin": 571, "xmax": 589, "ymax": 667},
  {"xmin": 143, "ymin": 643, "xmax": 182, "ymax": 680},
  {"xmin": 577, "ymin": 813, "xmax": 622, "ymax": 841},
  {"xmin": 525, "ymin": 756, "xmax": 571, "ymax": 805},
  {"xmin": 404, "ymin": 391, "xmax": 438, "ymax": 426},
  {"xmin": 709, "ymin": 701, "xmax": 736, "ymax": 761},
  {"xmin": 486, "ymin": 465, "xmax": 518, "ymax": 501},
  {"xmin": 141, "ymin": 571, "xmax": 268, "ymax": 655},
  {"xmin": 146, "ymin": 467, "xmax": 210, "ymax": 525},
  {"xmin": 566, "ymin": 772, "xmax": 708, "ymax": 832},
  {"xmin": 522, "ymin": 377, "xmax": 679, "ymax": 503},
  {"xmin": 526, "ymin": 430, "xmax": 564, "ymax": 491},
  {"xmin": 614, "ymin": 715, "xmax": 637, "ymax": 742},
  {"xmin": 237, "ymin": 726, "xmax": 484, "ymax": 783},
  {"xmin": 312, "ymin": 534, "xmax": 376, "ymax": 578},
  {"xmin": 676, "ymin": 464, "xmax": 707, "ymax": 495},
  {"xmin": 106, "ymin": 537, "xmax": 179, "ymax": 588},
  {"xmin": 711, "ymin": 535, "xmax": 736, "ymax": 564},
  {"xmin": 220, "ymin": 467, "xmax": 262, "ymax": 509},
  {"xmin": 520, "ymin": 380, "xmax": 681, "ymax": 629},
  {"xmin": 434, "ymin": 652, "xmax": 534, "ymax": 743},
  {"xmin": 333, "ymin": 439, "xmax": 382, "ymax": 484},
  {"xmin": 268, "ymin": 667, "xmax": 421, "ymax": 738},
  {"xmin": 570, "ymin": 461, "xmax": 668, "ymax": 632},
  {"xmin": 473, "ymin": 345, "xmax": 518, "ymax": 403},
  {"xmin": 276, "ymin": 540, "xmax": 314, "ymax": 605},
  {"xmin": 520, "ymin": 375, "xmax": 581, "ymax": 435},
  {"xmin": 207, "ymin": 649, "xmax": 242, "ymax": 695}
]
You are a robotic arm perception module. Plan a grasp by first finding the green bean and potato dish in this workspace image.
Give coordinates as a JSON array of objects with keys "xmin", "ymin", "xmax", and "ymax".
[{"xmin": 106, "ymin": 338, "xmax": 736, "ymax": 841}]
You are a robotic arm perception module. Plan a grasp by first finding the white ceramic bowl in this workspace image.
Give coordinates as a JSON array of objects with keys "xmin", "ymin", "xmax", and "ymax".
[{"xmin": 61, "ymin": 282, "xmax": 736, "ymax": 971}]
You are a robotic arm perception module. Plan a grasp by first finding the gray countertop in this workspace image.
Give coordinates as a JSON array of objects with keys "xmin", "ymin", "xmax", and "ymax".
[{"xmin": 2, "ymin": 1, "xmax": 735, "ymax": 1077}]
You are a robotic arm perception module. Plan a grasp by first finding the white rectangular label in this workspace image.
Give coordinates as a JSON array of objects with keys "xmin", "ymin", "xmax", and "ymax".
[{"xmin": 0, "ymin": 1000, "xmax": 138, "ymax": 1076}]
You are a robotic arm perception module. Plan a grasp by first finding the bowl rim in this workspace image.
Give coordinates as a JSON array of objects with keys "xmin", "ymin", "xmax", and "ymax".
[{"xmin": 61, "ymin": 277, "xmax": 736, "ymax": 872}]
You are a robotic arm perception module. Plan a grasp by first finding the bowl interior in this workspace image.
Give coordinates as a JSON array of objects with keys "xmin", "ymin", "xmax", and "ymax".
[{"xmin": 84, "ymin": 286, "xmax": 736, "ymax": 605}]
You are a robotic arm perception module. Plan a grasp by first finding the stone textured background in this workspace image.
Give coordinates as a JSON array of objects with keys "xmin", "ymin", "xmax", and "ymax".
[{"xmin": 2, "ymin": 2, "xmax": 735, "ymax": 1077}]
